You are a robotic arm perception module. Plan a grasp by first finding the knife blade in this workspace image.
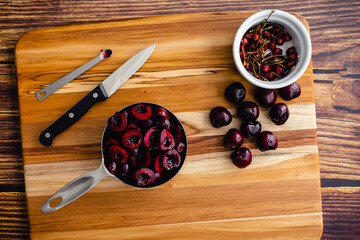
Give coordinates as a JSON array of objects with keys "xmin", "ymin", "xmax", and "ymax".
[{"xmin": 39, "ymin": 44, "xmax": 156, "ymax": 146}]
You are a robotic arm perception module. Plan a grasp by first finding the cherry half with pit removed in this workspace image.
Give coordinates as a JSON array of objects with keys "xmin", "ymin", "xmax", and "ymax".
[{"xmin": 103, "ymin": 103, "xmax": 186, "ymax": 188}]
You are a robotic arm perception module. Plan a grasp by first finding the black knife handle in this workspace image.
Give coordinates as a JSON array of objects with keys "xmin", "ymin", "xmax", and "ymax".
[{"xmin": 39, "ymin": 85, "xmax": 108, "ymax": 146}]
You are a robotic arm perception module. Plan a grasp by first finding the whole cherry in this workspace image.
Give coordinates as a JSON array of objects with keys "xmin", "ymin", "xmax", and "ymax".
[
  {"xmin": 224, "ymin": 128, "xmax": 243, "ymax": 150},
  {"xmin": 210, "ymin": 106, "xmax": 232, "ymax": 128},
  {"xmin": 231, "ymin": 147, "xmax": 252, "ymax": 168}
]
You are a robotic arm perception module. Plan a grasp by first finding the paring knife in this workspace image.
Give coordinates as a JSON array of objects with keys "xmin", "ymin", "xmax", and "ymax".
[{"xmin": 39, "ymin": 44, "xmax": 156, "ymax": 146}]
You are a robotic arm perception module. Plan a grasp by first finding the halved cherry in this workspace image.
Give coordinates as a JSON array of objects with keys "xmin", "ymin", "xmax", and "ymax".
[
  {"xmin": 162, "ymin": 149, "xmax": 181, "ymax": 170},
  {"xmin": 131, "ymin": 103, "xmax": 152, "ymax": 121},
  {"xmin": 135, "ymin": 168, "xmax": 156, "ymax": 186},
  {"xmin": 119, "ymin": 163, "xmax": 130, "ymax": 177},
  {"xmin": 104, "ymin": 138, "xmax": 119, "ymax": 150},
  {"xmin": 105, "ymin": 161, "xmax": 118, "ymax": 175},
  {"xmin": 131, "ymin": 148, "xmax": 152, "ymax": 168},
  {"xmin": 124, "ymin": 123, "xmax": 141, "ymax": 132},
  {"xmin": 154, "ymin": 154, "xmax": 164, "ymax": 174},
  {"xmin": 122, "ymin": 129, "xmax": 142, "ymax": 149},
  {"xmin": 109, "ymin": 145, "xmax": 129, "ymax": 164},
  {"xmin": 153, "ymin": 107, "xmax": 169, "ymax": 119},
  {"xmin": 128, "ymin": 147, "xmax": 139, "ymax": 157},
  {"xmin": 158, "ymin": 129, "xmax": 175, "ymax": 151},
  {"xmin": 141, "ymin": 118, "xmax": 154, "ymax": 130},
  {"xmin": 108, "ymin": 111, "xmax": 127, "ymax": 133},
  {"xmin": 155, "ymin": 118, "xmax": 171, "ymax": 129},
  {"xmin": 175, "ymin": 142, "xmax": 185, "ymax": 153},
  {"xmin": 171, "ymin": 124, "xmax": 183, "ymax": 143},
  {"xmin": 144, "ymin": 126, "xmax": 159, "ymax": 148}
]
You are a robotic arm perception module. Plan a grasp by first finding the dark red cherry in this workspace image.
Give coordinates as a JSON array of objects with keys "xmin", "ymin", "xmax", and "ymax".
[
  {"xmin": 135, "ymin": 168, "xmax": 156, "ymax": 186},
  {"xmin": 255, "ymin": 88, "xmax": 277, "ymax": 108},
  {"xmin": 286, "ymin": 59, "xmax": 296, "ymax": 68},
  {"xmin": 276, "ymin": 38, "xmax": 284, "ymax": 45},
  {"xmin": 158, "ymin": 129, "xmax": 175, "ymax": 151},
  {"xmin": 270, "ymin": 103, "xmax": 289, "ymax": 125},
  {"xmin": 223, "ymin": 128, "xmax": 243, "ymax": 150},
  {"xmin": 241, "ymin": 37, "xmax": 249, "ymax": 47},
  {"xmin": 265, "ymin": 72, "xmax": 277, "ymax": 81},
  {"xmin": 143, "ymin": 126, "xmax": 159, "ymax": 148},
  {"xmin": 122, "ymin": 129, "xmax": 142, "ymax": 149},
  {"xmin": 286, "ymin": 47, "xmax": 296, "ymax": 56},
  {"xmin": 109, "ymin": 145, "xmax": 129, "ymax": 164},
  {"xmin": 263, "ymin": 31, "xmax": 270, "ymax": 38},
  {"xmin": 124, "ymin": 123, "xmax": 141, "ymax": 132},
  {"xmin": 155, "ymin": 117, "xmax": 171, "ymax": 129},
  {"xmin": 210, "ymin": 106, "xmax": 232, "ymax": 128},
  {"xmin": 104, "ymin": 138, "xmax": 119, "ymax": 150},
  {"xmin": 101, "ymin": 49, "xmax": 112, "ymax": 59},
  {"xmin": 131, "ymin": 148, "xmax": 152, "ymax": 168},
  {"xmin": 131, "ymin": 103, "xmax": 152, "ymax": 121},
  {"xmin": 231, "ymin": 147, "xmax": 252, "ymax": 168},
  {"xmin": 128, "ymin": 147, "xmax": 139, "ymax": 157},
  {"xmin": 153, "ymin": 107, "xmax": 169, "ymax": 119},
  {"xmin": 275, "ymin": 66, "xmax": 284, "ymax": 76},
  {"xmin": 108, "ymin": 111, "xmax": 127, "ymax": 133},
  {"xmin": 224, "ymin": 82, "xmax": 246, "ymax": 104},
  {"xmin": 273, "ymin": 47, "xmax": 283, "ymax": 56},
  {"xmin": 256, "ymin": 131, "xmax": 278, "ymax": 151},
  {"xmin": 175, "ymin": 142, "xmax": 185, "ymax": 153},
  {"xmin": 171, "ymin": 124, "xmax": 183, "ymax": 143},
  {"xmin": 141, "ymin": 118, "xmax": 154, "ymax": 130},
  {"xmin": 283, "ymin": 34, "xmax": 292, "ymax": 41},
  {"xmin": 240, "ymin": 120, "xmax": 262, "ymax": 138},
  {"xmin": 279, "ymin": 82, "xmax": 301, "ymax": 101},
  {"xmin": 252, "ymin": 33, "xmax": 260, "ymax": 41},
  {"xmin": 105, "ymin": 161, "xmax": 118, "ymax": 174},
  {"xmin": 162, "ymin": 149, "xmax": 181, "ymax": 170},
  {"xmin": 268, "ymin": 42, "xmax": 276, "ymax": 50},
  {"xmin": 119, "ymin": 163, "xmax": 130, "ymax": 177},
  {"xmin": 288, "ymin": 53, "xmax": 298, "ymax": 61},
  {"xmin": 237, "ymin": 101, "xmax": 259, "ymax": 121},
  {"xmin": 261, "ymin": 64, "xmax": 270, "ymax": 73},
  {"xmin": 154, "ymin": 155, "xmax": 164, "ymax": 174}
]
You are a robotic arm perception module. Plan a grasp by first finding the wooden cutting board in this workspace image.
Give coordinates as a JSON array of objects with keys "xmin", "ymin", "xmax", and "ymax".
[{"xmin": 16, "ymin": 12, "xmax": 323, "ymax": 239}]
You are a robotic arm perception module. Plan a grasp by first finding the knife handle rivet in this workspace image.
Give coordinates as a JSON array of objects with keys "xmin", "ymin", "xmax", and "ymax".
[
  {"xmin": 45, "ymin": 132, "xmax": 51, "ymax": 138},
  {"xmin": 92, "ymin": 93, "xmax": 98, "ymax": 98},
  {"xmin": 68, "ymin": 112, "xmax": 74, "ymax": 118}
]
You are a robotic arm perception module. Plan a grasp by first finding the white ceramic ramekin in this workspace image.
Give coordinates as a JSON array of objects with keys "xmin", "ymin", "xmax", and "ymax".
[{"xmin": 233, "ymin": 10, "xmax": 312, "ymax": 89}]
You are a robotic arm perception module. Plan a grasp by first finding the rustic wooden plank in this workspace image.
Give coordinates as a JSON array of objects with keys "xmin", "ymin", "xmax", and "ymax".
[
  {"xmin": 332, "ymin": 79, "xmax": 360, "ymax": 111},
  {"xmin": 321, "ymin": 187, "xmax": 360, "ymax": 239},
  {"xmin": 314, "ymin": 81, "xmax": 360, "ymax": 180},
  {"xmin": 0, "ymin": 192, "xmax": 29, "ymax": 239}
]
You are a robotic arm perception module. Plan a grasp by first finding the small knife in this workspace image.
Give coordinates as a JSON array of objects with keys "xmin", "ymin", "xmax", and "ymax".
[{"xmin": 39, "ymin": 44, "xmax": 156, "ymax": 146}]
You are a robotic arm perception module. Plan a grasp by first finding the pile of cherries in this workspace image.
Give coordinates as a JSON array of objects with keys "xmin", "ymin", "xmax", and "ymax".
[
  {"xmin": 240, "ymin": 11, "xmax": 298, "ymax": 81},
  {"xmin": 210, "ymin": 81, "xmax": 301, "ymax": 168},
  {"xmin": 103, "ymin": 103, "xmax": 186, "ymax": 187}
]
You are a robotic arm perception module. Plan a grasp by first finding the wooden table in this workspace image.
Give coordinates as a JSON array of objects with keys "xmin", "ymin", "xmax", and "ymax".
[{"xmin": 1, "ymin": 1, "xmax": 359, "ymax": 239}]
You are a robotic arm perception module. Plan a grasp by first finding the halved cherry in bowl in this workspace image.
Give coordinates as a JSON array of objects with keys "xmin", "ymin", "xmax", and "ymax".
[{"xmin": 103, "ymin": 102, "xmax": 187, "ymax": 188}]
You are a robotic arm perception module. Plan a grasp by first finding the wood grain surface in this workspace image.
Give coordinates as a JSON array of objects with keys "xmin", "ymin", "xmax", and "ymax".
[
  {"xmin": 15, "ymin": 12, "xmax": 322, "ymax": 239},
  {"xmin": 1, "ymin": 0, "xmax": 359, "ymax": 240}
]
